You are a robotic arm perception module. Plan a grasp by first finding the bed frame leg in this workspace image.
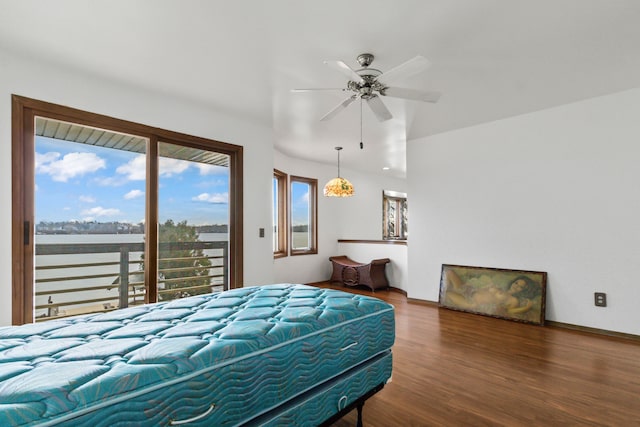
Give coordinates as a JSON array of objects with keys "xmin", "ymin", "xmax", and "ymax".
[{"xmin": 318, "ymin": 383, "xmax": 384, "ymax": 427}]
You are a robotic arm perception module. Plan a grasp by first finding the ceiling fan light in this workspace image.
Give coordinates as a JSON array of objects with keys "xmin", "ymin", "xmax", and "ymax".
[{"xmin": 323, "ymin": 177, "xmax": 355, "ymax": 197}]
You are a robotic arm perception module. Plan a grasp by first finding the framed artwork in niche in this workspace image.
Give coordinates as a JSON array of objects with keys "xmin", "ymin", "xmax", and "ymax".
[{"xmin": 439, "ymin": 264, "xmax": 547, "ymax": 326}]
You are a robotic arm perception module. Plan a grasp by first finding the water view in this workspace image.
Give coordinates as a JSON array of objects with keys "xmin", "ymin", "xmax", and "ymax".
[
  {"xmin": 32, "ymin": 127, "xmax": 312, "ymax": 321},
  {"xmin": 33, "ymin": 127, "xmax": 233, "ymax": 320},
  {"xmin": 35, "ymin": 233, "xmax": 228, "ymax": 319}
]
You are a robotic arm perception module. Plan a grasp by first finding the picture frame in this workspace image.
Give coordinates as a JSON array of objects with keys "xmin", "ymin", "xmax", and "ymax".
[{"xmin": 439, "ymin": 264, "xmax": 547, "ymax": 325}]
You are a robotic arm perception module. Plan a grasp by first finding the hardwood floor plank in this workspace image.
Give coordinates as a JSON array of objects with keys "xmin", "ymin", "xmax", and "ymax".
[{"xmin": 311, "ymin": 282, "xmax": 640, "ymax": 426}]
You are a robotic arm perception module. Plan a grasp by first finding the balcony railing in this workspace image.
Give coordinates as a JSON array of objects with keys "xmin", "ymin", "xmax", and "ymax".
[{"xmin": 35, "ymin": 240, "xmax": 228, "ymax": 322}]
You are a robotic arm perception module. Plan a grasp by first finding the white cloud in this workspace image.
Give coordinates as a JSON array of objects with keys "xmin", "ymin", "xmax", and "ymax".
[
  {"xmin": 124, "ymin": 189, "xmax": 144, "ymax": 200},
  {"xmin": 192, "ymin": 192, "xmax": 229, "ymax": 204},
  {"xmin": 35, "ymin": 152, "xmax": 60, "ymax": 169},
  {"xmin": 196, "ymin": 163, "xmax": 228, "ymax": 176},
  {"xmin": 300, "ymin": 191, "xmax": 309, "ymax": 204},
  {"xmin": 95, "ymin": 175, "xmax": 135, "ymax": 186},
  {"xmin": 116, "ymin": 155, "xmax": 146, "ymax": 181},
  {"xmin": 80, "ymin": 206, "xmax": 122, "ymax": 219},
  {"xmin": 36, "ymin": 151, "xmax": 106, "ymax": 182},
  {"xmin": 115, "ymin": 156, "xmax": 192, "ymax": 181},
  {"xmin": 79, "ymin": 195, "xmax": 96, "ymax": 203},
  {"xmin": 160, "ymin": 157, "xmax": 191, "ymax": 177}
]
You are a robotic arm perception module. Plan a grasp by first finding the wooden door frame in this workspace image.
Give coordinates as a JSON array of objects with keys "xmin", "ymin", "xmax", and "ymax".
[{"xmin": 11, "ymin": 95, "xmax": 243, "ymax": 324}]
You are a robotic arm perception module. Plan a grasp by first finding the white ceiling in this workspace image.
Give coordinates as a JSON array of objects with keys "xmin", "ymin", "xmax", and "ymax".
[{"xmin": 2, "ymin": 0, "xmax": 640, "ymax": 178}]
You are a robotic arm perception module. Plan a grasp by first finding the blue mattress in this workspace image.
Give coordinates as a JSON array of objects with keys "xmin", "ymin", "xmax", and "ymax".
[
  {"xmin": 250, "ymin": 350, "xmax": 392, "ymax": 427},
  {"xmin": 0, "ymin": 284, "xmax": 395, "ymax": 426}
]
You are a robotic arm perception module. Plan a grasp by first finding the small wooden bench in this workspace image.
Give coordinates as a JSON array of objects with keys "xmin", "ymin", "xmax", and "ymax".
[{"xmin": 329, "ymin": 255, "xmax": 390, "ymax": 291}]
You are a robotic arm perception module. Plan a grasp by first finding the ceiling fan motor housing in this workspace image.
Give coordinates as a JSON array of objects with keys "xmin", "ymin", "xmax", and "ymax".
[
  {"xmin": 348, "ymin": 53, "xmax": 386, "ymax": 99},
  {"xmin": 348, "ymin": 75, "xmax": 385, "ymax": 99},
  {"xmin": 357, "ymin": 53, "xmax": 374, "ymax": 67}
]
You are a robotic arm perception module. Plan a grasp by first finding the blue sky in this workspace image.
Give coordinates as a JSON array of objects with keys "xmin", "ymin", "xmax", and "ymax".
[
  {"xmin": 274, "ymin": 179, "xmax": 310, "ymax": 227},
  {"xmin": 35, "ymin": 136, "xmax": 230, "ymax": 226},
  {"xmin": 290, "ymin": 181, "xmax": 310, "ymax": 226}
]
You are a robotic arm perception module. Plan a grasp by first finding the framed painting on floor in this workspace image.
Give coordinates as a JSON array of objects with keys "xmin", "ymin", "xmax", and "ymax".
[{"xmin": 439, "ymin": 264, "xmax": 547, "ymax": 325}]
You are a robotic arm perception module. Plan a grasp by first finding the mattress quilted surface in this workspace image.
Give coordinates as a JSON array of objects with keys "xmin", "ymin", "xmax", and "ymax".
[{"xmin": 0, "ymin": 284, "xmax": 395, "ymax": 426}]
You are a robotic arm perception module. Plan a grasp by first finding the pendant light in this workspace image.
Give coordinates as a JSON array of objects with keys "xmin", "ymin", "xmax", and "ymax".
[{"xmin": 323, "ymin": 147, "xmax": 354, "ymax": 197}]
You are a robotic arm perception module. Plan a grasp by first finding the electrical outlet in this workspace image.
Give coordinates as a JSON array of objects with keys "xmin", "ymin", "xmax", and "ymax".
[
  {"xmin": 594, "ymin": 292, "xmax": 607, "ymax": 307},
  {"xmin": 259, "ymin": 228, "xmax": 265, "ymax": 238}
]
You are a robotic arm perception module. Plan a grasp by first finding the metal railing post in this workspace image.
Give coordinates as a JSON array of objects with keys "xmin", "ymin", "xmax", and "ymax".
[
  {"xmin": 223, "ymin": 243, "xmax": 229, "ymax": 291},
  {"xmin": 119, "ymin": 246, "xmax": 130, "ymax": 309}
]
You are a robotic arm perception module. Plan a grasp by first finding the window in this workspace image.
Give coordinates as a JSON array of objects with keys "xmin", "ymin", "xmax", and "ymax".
[
  {"xmin": 271, "ymin": 171, "xmax": 318, "ymax": 257},
  {"xmin": 289, "ymin": 176, "xmax": 317, "ymax": 255},
  {"xmin": 383, "ymin": 190, "xmax": 407, "ymax": 240},
  {"xmin": 156, "ymin": 141, "xmax": 231, "ymax": 301},
  {"xmin": 273, "ymin": 169, "xmax": 288, "ymax": 258},
  {"xmin": 12, "ymin": 95, "xmax": 243, "ymax": 324}
]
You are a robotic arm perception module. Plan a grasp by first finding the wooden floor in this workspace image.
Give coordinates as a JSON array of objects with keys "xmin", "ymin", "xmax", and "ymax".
[{"xmin": 312, "ymin": 283, "xmax": 640, "ymax": 427}]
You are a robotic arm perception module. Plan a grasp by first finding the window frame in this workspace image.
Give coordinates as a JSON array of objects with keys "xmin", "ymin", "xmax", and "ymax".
[
  {"xmin": 289, "ymin": 175, "xmax": 318, "ymax": 256},
  {"xmin": 383, "ymin": 190, "xmax": 408, "ymax": 240},
  {"xmin": 11, "ymin": 95, "xmax": 244, "ymax": 325},
  {"xmin": 273, "ymin": 169, "xmax": 288, "ymax": 258}
]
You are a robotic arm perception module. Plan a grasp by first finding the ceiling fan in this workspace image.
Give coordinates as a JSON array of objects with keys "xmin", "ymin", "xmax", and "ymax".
[{"xmin": 293, "ymin": 53, "xmax": 441, "ymax": 122}]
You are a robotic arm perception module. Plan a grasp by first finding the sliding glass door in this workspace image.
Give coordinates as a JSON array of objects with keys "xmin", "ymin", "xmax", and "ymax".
[
  {"xmin": 156, "ymin": 141, "xmax": 230, "ymax": 302},
  {"xmin": 12, "ymin": 95, "xmax": 243, "ymax": 324},
  {"xmin": 33, "ymin": 122, "xmax": 149, "ymax": 319}
]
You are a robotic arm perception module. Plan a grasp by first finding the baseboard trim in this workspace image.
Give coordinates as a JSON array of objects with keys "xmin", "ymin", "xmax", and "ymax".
[
  {"xmin": 406, "ymin": 297, "xmax": 439, "ymax": 307},
  {"xmin": 402, "ymin": 299, "xmax": 640, "ymax": 340},
  {"xmin": 546, "ymin": 321, "xmax": 640, "ymax": 341},
  {"xmin": 388, "ymin": 286, "xmax": 407, "ymax": 296},
  {"xmin": 309, "ymin": 282, "xmax": 639, "ymax": 341}
]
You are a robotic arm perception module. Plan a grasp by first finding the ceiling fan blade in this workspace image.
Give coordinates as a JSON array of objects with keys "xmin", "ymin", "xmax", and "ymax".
[
  {"xmin": 376, "ymin": 56, "xmax": 431, "ymax": 85},
  {"xmin": 320, "ymin": 94, "xmax": 358, "ymax": 121},
  {"xmin": 382, "ymin": 87, "xmax": 441, "ymax": 103},
  {"xmin": 291, "ymin": 88, "xmax": 346, "ymax": 93},
  {"xmin": 366, "ymin": 95, "xmax": 393, "ymax": 122},
  {"xmin": 324, "ymin": 60, "xmax": 365, "ymax": 84}
]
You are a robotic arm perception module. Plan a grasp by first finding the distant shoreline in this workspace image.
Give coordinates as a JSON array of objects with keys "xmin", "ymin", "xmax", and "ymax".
[{"xmin": 35, "ymin": 222, "xmax": 228, "ymax": 235}]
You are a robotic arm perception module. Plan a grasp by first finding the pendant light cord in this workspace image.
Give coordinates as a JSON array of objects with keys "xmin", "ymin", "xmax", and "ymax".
[{"xmin": 335, "ymin": 146, "xmax": 342, "ymax": 178}]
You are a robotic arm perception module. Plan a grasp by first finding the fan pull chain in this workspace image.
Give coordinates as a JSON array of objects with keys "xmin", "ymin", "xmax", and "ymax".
[{"xmin": 359, "ymin": 98, "xmax": 364, "ymax": 149}]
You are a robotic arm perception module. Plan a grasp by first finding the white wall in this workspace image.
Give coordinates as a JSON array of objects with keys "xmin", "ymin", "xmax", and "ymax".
[
  {"xmin": 333, "ymin": 168, "xmax": 406, "ymax": 241},
  {"xmin": 0, "ymin": 49, "xmax": 275, "ymax": 326},
  {"xmin": 333, "ymin": 169, "xmax": 408, "ymax": 292},
  {"xmin": 408, "ymin": 88, "xmax": 640, "ymax": 335},
  {"xmin": 273, "ymin": 149, "xmax": 406, "ymax": 285},
  {"xmin": 336, "ymin": 242, "xmax": 408, "ymax": 292}
]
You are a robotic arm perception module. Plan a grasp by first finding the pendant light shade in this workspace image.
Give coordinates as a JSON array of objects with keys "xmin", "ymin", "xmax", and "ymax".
[
  {"xmin": 323, "ymin": 176, "xmax": 355, "ymax": 197},
  {"xmin": 323, "ymin": 147, "xmax": 354, "ymax": 197}
]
